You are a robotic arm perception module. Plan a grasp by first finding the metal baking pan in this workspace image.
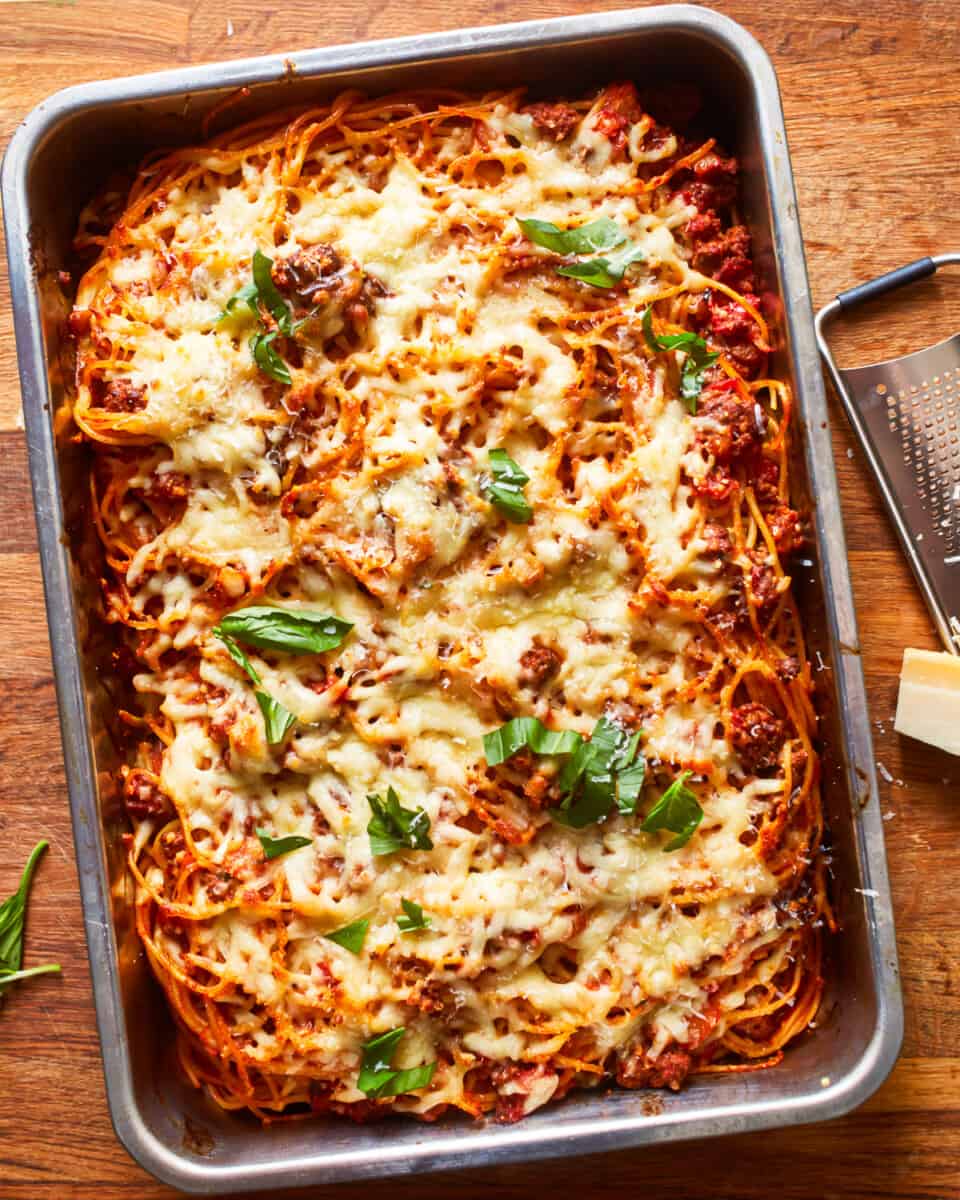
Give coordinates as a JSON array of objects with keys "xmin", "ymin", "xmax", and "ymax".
[{"xmin": 1, "ymin": 5, "xmax": 902, "ymax": 1192}]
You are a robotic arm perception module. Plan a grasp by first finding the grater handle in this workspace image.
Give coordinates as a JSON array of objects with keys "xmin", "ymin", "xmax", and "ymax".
[
  {"xmin": 816, "ymin": 251, "xmax": 960, "ymax": 654},
  {"xmin": 836, "ymin": 257, "xmax": 936, "ymax": 310}
]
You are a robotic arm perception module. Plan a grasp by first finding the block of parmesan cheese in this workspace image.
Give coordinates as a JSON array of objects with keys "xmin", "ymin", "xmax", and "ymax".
[{"xmin": 894, "ymin": 647, "xmax": 960, "ymax": 756}]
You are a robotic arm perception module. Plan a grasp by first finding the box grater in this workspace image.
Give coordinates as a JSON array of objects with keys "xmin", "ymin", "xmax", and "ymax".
[{"xmin": 816, "ymin": 253, "xmax": 960, "ymax": 653}]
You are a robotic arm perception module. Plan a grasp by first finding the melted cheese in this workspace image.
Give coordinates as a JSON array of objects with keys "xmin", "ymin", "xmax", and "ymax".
[{"xmin": 74, "ymin": 86, "xmax": 810, "ymax": 1122}]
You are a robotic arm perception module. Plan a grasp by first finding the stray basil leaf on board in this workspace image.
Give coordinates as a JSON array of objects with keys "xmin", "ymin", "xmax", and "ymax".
[{"xmin": 0, "ymin": 841, "xmax": 61, "ymax": 1002}]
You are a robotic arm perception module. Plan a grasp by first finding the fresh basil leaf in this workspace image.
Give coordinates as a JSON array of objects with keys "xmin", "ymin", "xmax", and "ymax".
[
  {"xmin": 214, "ymin": 630, "xmax": 262, "ymax": 686},
  {"xmin": 640, "ymin": 770, "xmax": 703, "ymax": 851},
  {"xmin": 0, "ymin": 963, "xmax": 62, "ymax": 990},
  {"xmin": 252, "ymin": 248, "xmax": 294, "ymax": 335},
  {"xmin": 679, "ymin": 352, "xmax": 719, "ymax": 408},
  {"xmin": 553, "ymin": 716, "xmax": 644, "ymax": 827},
  {"xmin": 520, "ymin": 217, "xmax": 626, "ymax": 255},
  {"xmin": 397, "ymin": 899, "xmax": 431, "ymax": 933},
  {"xmin": 357, "ymin": 1027, "xmax": 436, "ymax": 1098},
  {"xmin": 214, "ymin": 631, "xmax": 297, "ymax": 744},
  {"xmin": 250, "ymin": 330, "xmax": 293, "ymax": 385},
  {"xmin": 367, "ymin": 788, "xmax": 433, "ymax": 856},
  {"xmin": 642, "ymin": 307, "xmax": 720, "ymax": 413},
  {"xmin": 485, "ymin": 483, "xmax": 533, "ymax": 523},
  {"xmin": 483, "ymin": 716, "xmax": 584, "ymax": 767},
  {"xmin": 0, "ymin": 842, "xmax": 61, "ymax": 995},
  {"xmin": 218, "ymin": 607, "xmax": 353, "ymax": 655},
  {"xmin": 324, "ymin": 916, "xmax": 369, "ymax": 955},
  {"xmin": 219, "ymin": 280, "xmax": 259, "ymax": 323},
  {"xmin": 557, "ymin": 242, "xmax": 646, "ymax": 289},
  {"xmin": 483, "ymin": 448, "xmax": 533, "ymax": 523},
  {"xmin": 374, "ymin": 1062, "xmax": 437, "ymax": 1097},
  {"xmin": 616, "ymin": 755, "xmax": 646, "ymax": 816},
  {"xmin": 488, "ymin": 447, "xmax": 529, "ymax": 489},
  {"xmin": 256, "ymin": 828, "xmax": 312, "ymax": 860},
  {"xmin": 255, "ymin": 691, "xmax": 297, "ymax": 744}
]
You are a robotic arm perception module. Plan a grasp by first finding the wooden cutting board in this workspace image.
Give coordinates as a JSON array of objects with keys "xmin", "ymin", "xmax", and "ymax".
[{"xmin": 0, "ymin": 1, "xmax": 958, "ymax": 1197}]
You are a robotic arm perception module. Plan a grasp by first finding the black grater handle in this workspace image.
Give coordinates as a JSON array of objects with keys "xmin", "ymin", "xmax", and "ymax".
[{"xmin": 836, "ymin": 257, "xmax": 937, "ymax": 310}]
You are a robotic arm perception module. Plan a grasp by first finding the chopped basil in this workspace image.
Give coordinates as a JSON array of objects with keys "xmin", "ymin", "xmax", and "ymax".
[
  {"xmin": 484, "ymin": 714, "xmax": 645, "ymax": 829},
  {"xmin": 0, "ymin": 841, "xmax": 61, "ymax": 1000},
  {"xmin": 640, "ymin": 770, "xmax": 704, "ymax": 850},
  {"xmin": 251, "ymin": 248, "xmax": 294, "ymax": 335},
  {"xmin": 254, "ymin": 691, "xmax": 297, "ymax": 744},
  {"xmin": 557, "ymin": 242, "xmax": 646, "ymax": 289},
  {"xmin": 213, "ymin": 630, "xmax": 298, "ymax": 745},
  {"xmin": 483, "ymin": 716, "xmax": 583, "ymax": 766},
  {"xmin": 216, "ymin": 630, "xmax": 262, "ymax": 685},
  {"xmin": 553, "ymin": 715, "xmax": 645, "ymax": 828},
  {"xmin": 324, "ymin": 916, "xmax": 370, "ymax": 955},
  {"xmin": 220, "ymin": 250, "xmax": 301, "ymax": 384},
  {"xmin": 520, "ymin": 216, "xmax": 644, "ymax": 290},
  {"xmin": 219, "ymin": 280, "xmax": 258, "ymax": 322},
  {"xmin": 397, "ymin": 899, "xmax": 431, "ymax": 933},
  {"xmin": 367, "ymin": 788, "xmax": 433, "ymax": 855},
  {"xmin": 357, "ymin": 1027, "xmax": 437, "ymax": 1098},
  {"xmin": 519, "ymin": 216, "xmax": 626, "ymax": 256},
  {"xmin": 256, "ymin": 829, "xmax": 312, "ymax": 860},
  {"xmin": 250, "ymin": 330, "xmax": 292, "ymax": 386},
  {"xmin": 217, "ymin": 607, "xmax": 353, "ymax": 655},
  {"xmin": 483, "ymin": 448, "xmax": 533, "ymax": 523},
  {"xmin": 642, "ymin": 306, "xmax": 720, "ymax": 412}
]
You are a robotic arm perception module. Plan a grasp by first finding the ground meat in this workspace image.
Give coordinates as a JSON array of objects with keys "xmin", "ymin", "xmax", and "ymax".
[
  {"xmin": 702, "ymin": 521, "xmax": 733, "ymax": 557},
  {"xmin": 523, "ymin": 100, "xmax": 579, "ymax": 141},
  {"xmin": 692, "ymin": 462, "xmax": 735, "ymax": 504},
  {"xmin": 697, "ymin": 389, "xmax": 759, "ymax": 462},
  {"xmin": 93, "ymin": 377, "xmax": 147, "ymax": 412},
  {"xmin": 518, "ymin": 642, "xmax": 563, "ymax": 688},
  {"xmin": 272, "ymin": 242, "xmax": 344, "ymax": 300},
  {"xmin": 750, "ymin": 560, "xmax": 780, "ymax": 612},
  {"xmin": 691, "ymin": 225, "xmax": 754, "ymax": 289},
  {"xmin": 708, "ymin": 295, "xmax": 758, "ymax": 340},
  {"xmin": 591, "ymin": 81, "xmax": 643, "ymax": 155},
  {"xmin": 679, "ymin": 151, "xmax": 738, "ymax": 211},
  {"xmin": 142, "ymin": 469, "xmax": 190, "ymax": 521},
  {"xmin": 123, "ymin": 769, "xmax": 174, "ymax": 820},
  {"xmin": 729, "ymin": 702, "xmax": 787, "ymax": 772},
  {"xmin": 67, "ymin": 308, "xmax": 92, "ymax": 338},
  {"xmin": 491, "ymin": 1062, "xmax": 559, "ymax": 1123},
  {"xmin": 766, "ymin": 503, "xmax": 804, "ymax": 555},
  {"xmin": 685, "ymin": 210, "xmax": 722, "ymax": 244},
  {"xmin": 747, "ymin": 454, "xmax": 781, "ymax": 504},
  {"xmin": 777, "ymin": 656, "xmax": 802, "ymax": 683},
  {"xmin": 617, "ymin": 1047, "xmax": 694, "ymax": 1091}
]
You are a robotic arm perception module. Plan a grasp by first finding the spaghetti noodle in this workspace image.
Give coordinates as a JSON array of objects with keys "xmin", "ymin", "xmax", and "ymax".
[{"xmin": 69, "ymin": 80, "xmax": 830, "ymax": 1123}]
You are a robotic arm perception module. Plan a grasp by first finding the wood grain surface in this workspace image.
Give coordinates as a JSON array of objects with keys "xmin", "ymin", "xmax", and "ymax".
[{"xmin": 1, "ymin": 1, "xmax": 959, "ymax": 1197}]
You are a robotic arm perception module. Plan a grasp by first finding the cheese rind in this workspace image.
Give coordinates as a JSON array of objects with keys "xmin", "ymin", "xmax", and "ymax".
[{"xmin": 894, "ymin": 647, "xmax": 960, "ymax": 756}]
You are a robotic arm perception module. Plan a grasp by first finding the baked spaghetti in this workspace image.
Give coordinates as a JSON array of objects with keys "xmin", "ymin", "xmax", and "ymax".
[{"xmin": 68, "ymin": 81, "xmax": 831, "ymax": 1123}]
